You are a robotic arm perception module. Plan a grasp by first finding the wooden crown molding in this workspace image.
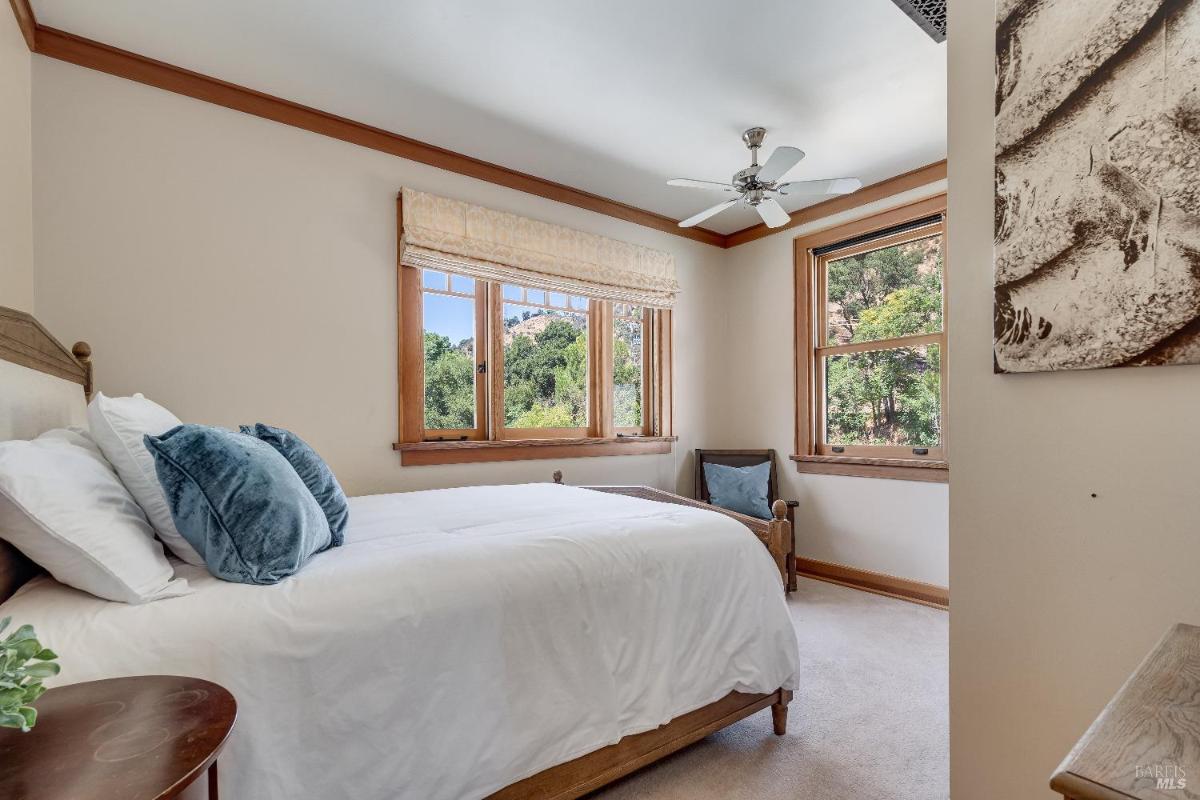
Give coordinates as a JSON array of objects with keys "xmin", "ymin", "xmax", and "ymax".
[
  {"xmin": 7, "ymin": 0, "xmax": 35, "ymax": 51},
  {"xmin": 722, "ymin": 160, "xmax": 947, "ymax": 248},
  {"xmin": 10, "ymin": 2, "xmax": 944, "ymax": 252}
]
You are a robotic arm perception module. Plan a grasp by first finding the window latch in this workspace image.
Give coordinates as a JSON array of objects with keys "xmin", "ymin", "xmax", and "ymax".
[
  {"xmin": 831, "ymin": 446, "xmax": 845, "ymax": 454},
  {"xmin": 912, "ymin": 447, "xmax": 929, "ymax": 456},
  {"xmin": 476, "ymin": 362, "xmax": 487, "ymax": 374}
]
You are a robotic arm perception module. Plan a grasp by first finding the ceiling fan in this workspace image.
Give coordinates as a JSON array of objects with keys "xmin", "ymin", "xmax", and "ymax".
[{"xmin": 668, "ymin": 127, "xmax": 862, "ymax": 229}]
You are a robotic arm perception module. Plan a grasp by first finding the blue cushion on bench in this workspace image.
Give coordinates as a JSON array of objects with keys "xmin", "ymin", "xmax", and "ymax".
[{"xmin": 703, "ymin": 461, "xmax": 772, "ymax": 519}]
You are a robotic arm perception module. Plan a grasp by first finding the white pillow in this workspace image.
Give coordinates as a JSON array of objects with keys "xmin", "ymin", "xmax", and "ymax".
[
  {"xmin": 87, "ymin": 392, "xmax": 202, "ymax": 565},
  {"xmin": 0, "ymin": 428, "xmax": 190, "ymax": 604}
]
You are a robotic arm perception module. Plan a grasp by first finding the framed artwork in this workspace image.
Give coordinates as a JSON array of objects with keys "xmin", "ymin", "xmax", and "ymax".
[{"xmin": 994, "ymin": 0, "xmax": 1200, "ymax": 373}]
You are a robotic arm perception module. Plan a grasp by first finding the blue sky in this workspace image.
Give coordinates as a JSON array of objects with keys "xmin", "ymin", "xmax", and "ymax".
[{"xmin": 424, "ymin": 294, "xmax": 475, "ymax": 344}]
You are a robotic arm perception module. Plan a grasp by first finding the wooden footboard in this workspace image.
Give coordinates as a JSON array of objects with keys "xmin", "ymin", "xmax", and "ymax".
[
  {"xmin": 552, "ymin": 471, "xmax": 791, "ymax": 588},
  {"xmin": 487, "ymin": 688, "xmax": 792, "ymax": 800},
  {"xmin": 491, "ymin": 473, "xmax": 794, "ymax": 798}
]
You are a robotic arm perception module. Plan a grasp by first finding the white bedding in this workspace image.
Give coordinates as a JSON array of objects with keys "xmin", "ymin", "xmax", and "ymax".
[{"xmin": 1, "ymin": 484, "xmax": 799, "ymax": 800}]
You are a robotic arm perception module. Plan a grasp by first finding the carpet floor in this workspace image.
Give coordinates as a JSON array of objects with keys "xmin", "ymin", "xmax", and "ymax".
[{"xmin": 591, "ymin": 577, "xmax": 949, "ymax": 800}]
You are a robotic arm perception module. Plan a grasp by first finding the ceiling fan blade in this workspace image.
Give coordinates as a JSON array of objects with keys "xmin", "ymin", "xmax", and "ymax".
[
  {"xmin": 755, "ymin": 146, "xmax": 805, "ymax": 184},
  {"xmin": 755, "ymin": 197, "xmax": 791, "ymax": 228},
  {"xmin": 776, "ymin": 177, "xmax": 863, "ymax": 196},
  {"xmin": 679, "ymin": 198, "xmax": 739, "ymax": 227},
  {"xmin": 667, "ymin": 178, "xmax": 737, "ymax": 192}
]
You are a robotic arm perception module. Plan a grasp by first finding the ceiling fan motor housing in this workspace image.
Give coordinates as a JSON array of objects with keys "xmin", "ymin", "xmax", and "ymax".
[{"xmin": 732, "ymin": 165, "xmax": 763, "ymax": 191}]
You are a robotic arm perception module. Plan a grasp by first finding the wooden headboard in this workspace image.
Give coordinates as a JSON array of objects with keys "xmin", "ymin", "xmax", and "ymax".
[{"xmin": 0, "ymin": 306, "xmax": 92, "ymax": 604}]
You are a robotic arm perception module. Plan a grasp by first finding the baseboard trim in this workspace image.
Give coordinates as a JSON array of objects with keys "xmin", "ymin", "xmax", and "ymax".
[{"xmin": 795, "ymin": 557, "xmax": 948, "ymax": 609}]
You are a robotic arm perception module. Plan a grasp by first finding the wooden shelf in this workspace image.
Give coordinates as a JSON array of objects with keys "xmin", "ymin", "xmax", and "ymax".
[{"xmin": 1051, "ymin": 623, "xmax": 1200, "ymax": 799}]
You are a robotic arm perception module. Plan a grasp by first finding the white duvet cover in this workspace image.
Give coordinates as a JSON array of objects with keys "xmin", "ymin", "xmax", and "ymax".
[{"xmin": 1, "ymin": 484, "xmax": 799, "ymax": 799}]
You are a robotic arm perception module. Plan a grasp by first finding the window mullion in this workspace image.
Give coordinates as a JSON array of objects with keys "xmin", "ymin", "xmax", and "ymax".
[
  {"xmin": 591, "ymin": 300, "xmax": 613, "ymax": 439},
  {"xmin": 487, "ymin": 281, "xmax": 504, "ymax": 441}
]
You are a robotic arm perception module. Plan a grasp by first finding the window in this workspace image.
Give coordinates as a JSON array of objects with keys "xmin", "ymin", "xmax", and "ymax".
[
  {"xmin": 421, "ymin": 270, "xmax": 486, "ymax": 440},
  {"xmin": 613, "ymin": 303, "xmax": 649, "ymax": 434},
  {"xmin": 499, "ymin": 285, "xmax": 591, "ymax": 435},
  {"xmin": 794, "ymin": 195, "xmax": 948, "ymax": 482},
  {"xmin": 398, "ymin": 269, "xmax": 672, "ymax": 465}
]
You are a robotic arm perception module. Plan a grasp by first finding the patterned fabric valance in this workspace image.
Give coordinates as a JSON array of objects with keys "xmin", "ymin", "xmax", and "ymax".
[{"xmin": 399, "ymin": 188, "xmax": 679, "ymax": 308}]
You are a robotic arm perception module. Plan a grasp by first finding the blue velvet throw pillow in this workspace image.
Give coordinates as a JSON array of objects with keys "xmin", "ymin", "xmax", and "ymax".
[
  {"xmin": 144, "ymin": 424, "xmax": 333, "ymax": 585},
  {"xmin": 239, "ymin": 423, "xmax": 348, "ymax": 548},
  {"xmin": 703, "ymin": 461, "xmax": 773, "ymax": 520}
]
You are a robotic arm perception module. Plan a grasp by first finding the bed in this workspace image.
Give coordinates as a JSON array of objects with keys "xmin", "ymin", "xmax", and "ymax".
[{"xmin": 0, "ymin": 306, "xmax": 799, "ymax": 800}]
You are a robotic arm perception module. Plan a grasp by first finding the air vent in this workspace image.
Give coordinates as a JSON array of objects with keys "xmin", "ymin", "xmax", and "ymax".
[{"xmin": 889, "ymin": 0, "xmax": 946, "ymax": 43}]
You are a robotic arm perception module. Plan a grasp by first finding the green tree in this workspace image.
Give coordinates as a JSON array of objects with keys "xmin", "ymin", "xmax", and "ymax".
[
  {"xmin": 612, "ymin": 334, "xmax": 641, "ymax": 427},
  {"xmin": 503, "ymin": 318, "xmax": 588, "ymax": 427},
  {"xmin": 423, "ymin": 331, "xmax": 475, "ymax": 429},
  {"xmin": 825, "ymin": 240, "xmax": 942, "ymax": 446}
]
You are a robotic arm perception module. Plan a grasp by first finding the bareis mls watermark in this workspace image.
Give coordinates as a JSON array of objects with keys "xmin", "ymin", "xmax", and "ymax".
[{"xmin": 1136, "ymin": 764, "xmax": 1187, "ymax": 791}]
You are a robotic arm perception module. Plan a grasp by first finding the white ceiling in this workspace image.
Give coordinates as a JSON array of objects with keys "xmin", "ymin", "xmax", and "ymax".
[{"xmin": 34, "ymin": 0, "xmax": 947, "ymax": 235}]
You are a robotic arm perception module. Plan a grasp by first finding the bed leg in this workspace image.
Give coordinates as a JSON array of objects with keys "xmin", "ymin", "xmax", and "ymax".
[{"xmin": 771, "ymin": 689, "xmax": 792, "ymax": 735}]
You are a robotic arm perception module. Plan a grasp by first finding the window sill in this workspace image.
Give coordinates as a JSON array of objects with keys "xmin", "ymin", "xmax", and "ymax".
[
  {"xmin": 790, "ymin": 454, "xmax": 948, "ymax": 483},
  {"xmin": 394, "ymin": 436, "xmax": 677, "ymax": 466}
]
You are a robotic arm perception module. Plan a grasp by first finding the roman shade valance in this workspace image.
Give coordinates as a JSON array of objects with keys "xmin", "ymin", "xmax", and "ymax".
[{"xmin": 399, "ymin": 188, "xmax": 679, "ymax": 307}]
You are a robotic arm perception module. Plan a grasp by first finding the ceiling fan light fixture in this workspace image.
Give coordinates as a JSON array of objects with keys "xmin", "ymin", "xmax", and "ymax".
[{"xmin": 667, "ymin": 128, "xmax": 862, "ymax": 229}]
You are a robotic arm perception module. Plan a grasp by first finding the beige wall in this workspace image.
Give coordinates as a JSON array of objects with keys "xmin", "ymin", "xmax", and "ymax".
[
  {"xmin": 949, "ymin": 1, "xmax": 1200, "ymax": 797},
  {"xmin": 717, "ymin": 182, "xmax": 948, "ymax": 587},
  {"xmin": 30, "ymin": 58, "xmax": 728, "ymax": 498},
  {"xmin": 0, "ymin": 10, "xmax": 34, "ymax": 312}
]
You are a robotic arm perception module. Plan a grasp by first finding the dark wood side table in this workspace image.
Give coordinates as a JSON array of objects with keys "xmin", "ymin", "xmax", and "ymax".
[
  {"xmin": 0, "ymin": 675, "xmax": 236, "ymax": 800},
  {"xmin": 1050, "ymin": 623, "xmax": 1200, "ymax": 799}
]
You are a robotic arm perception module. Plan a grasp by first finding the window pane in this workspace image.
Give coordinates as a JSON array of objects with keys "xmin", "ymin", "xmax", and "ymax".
[
  {"xmin": 614, "ymin": 307, "xmax": 644, "ymax": 429},
  {"xmin": 825, "ymin": 344, "xmax": 940, "ymax": 447},
  {"xmin": 502, "ymin": 287, "xmax": 588, "ymax": 429},
  {"xmin": 423, "ymin": 289, "xmax": 476, "ymax": 431},
  {"xmin": 526, "ymin": 289, "xmax": 545, "ymax": 306},
  {"xmin": 450, "ymin": 274, "xmax": 475, "ymax": 295},
  {"xmin": 570, "ymin": 295, "xmax": 589, "ymax": 311},
  {"xmin": 422, "ymin": 269, "xmax": 448, "ymax": 291},
  {"xmin": 503, "ymin": 284, "xmax": 524, "ymax": 302},
  {"xmin": 548, "ymin": 292, "xmax": 567, "ymax": 308},
  {"xmin": 826, "ymin": 233, "xmax": 943, "ymax": 345}
]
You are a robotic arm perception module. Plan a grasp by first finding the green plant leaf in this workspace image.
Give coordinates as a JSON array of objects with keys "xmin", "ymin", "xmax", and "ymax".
[
  {"xmin": 0, "ymin": 711, "xmax": 27, "ymax": 730},
  {"xmin": 0, "ymin": 617, "xmax": 9, "ymax": 637},
  {"xmin": 12, "ymin": 639, "xmax": 41, "ymax": 661},
  {"xmin": 32, "ymin": 649, "xmax": 56, "ymax": 661},
  {"xmin": 18, "ymin": 706, "xmax": 35, "ymax": 730},
  {"xmin": 23, "ymin": 683, "xmax": 45, "ymax": 703},
  {"xmin": 0, "ymin": 687, "xmax": 24, "ymax": 706},
  {"xmin": 20, "ymin": 662, "xmax": 59, "ymax": 679},
  {"xmin": 6, "ymin": 625, "xmax": 36, "ymax": 644}
]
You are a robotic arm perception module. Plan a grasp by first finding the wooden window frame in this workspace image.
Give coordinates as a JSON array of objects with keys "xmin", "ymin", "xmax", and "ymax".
[
  {"xmin": 793, "ymin": 194, "xmax": 949, "ymax": 483},
  {"xmin": 396, "ymin": 266, "xmax": 675, "ymax": 467},
  {"xmin": 417, "ymin": 272, "xmax": 489, "ymax": 442},
  {"xmin": 491, "ymin": 285, "xmax": 594, "ymax": 441}
]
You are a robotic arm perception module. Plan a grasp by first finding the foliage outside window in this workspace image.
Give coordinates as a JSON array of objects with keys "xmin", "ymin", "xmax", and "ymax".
[
  {"xmin": 797, "ymin": 205, "xmax": 948, "ymax": 473},
  {"xmin": 613, "ymin": 303, "xmax": 647, "ymax": 432},
  {"xmin": 823, "ymin": 232, "xmax": 943, "ymax": 448},
  {"xmin": 414, "ymin": 269, "xmax": 663, "ymax": 445},
  {"xmin": 501, "ymin": 286, "xmax": 590, "ymax": 433}
]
